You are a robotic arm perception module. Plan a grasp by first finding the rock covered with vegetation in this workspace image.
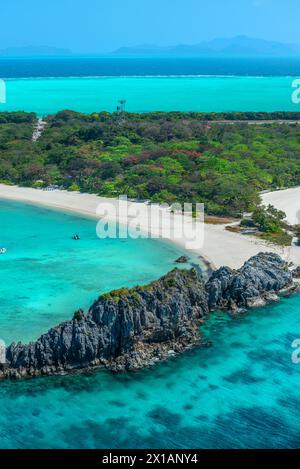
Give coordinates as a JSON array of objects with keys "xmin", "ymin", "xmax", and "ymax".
[
  {"xmin": 3, "ymin": 269, "xmax": 209, "ymax": 378},
  {"xmin": 1, "ymin": 253, "xmax": 297, "ymax": 380}
]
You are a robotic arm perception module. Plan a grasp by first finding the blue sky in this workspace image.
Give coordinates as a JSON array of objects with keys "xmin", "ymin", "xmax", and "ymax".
[{"xmin": 1, "ymin": 0, "xmax": 300, "ymax": 53}]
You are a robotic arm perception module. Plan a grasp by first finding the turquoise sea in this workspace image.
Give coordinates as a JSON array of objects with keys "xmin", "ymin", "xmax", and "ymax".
[
  {"xmin": 0, "ymin": 56, "xmax": 300, "ymax": 115},
  {"xmin": 0, "ymin": 200, "xmax": 300, "ymax": 448},
  {"xmin": 0, "ymin": 200, "xmax": 197, "ymax": 345},
  {"xmin": 1, "ymin": 75, "xmax": 299, "ymax": 115}
]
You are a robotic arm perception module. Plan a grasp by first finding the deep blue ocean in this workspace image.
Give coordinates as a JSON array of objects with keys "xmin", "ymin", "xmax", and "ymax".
[{"xmin": 1, "ymin": 56, "xmax": 300, "ymax": 78}]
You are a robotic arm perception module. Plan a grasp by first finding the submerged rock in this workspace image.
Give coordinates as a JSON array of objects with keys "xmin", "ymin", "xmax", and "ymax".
[
  {"xmin": 175, "ymin": 256, "xmax": 190, "ymax": 264},
  {"xmin": 1, "ymin": 252, "xmax": 298, "ymax": 380}
]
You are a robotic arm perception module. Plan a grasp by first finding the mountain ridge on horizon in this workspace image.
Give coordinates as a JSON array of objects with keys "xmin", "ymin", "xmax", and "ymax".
[
  {"xmin": 112, "ymin": 35, "xmax": 300, "ymax": 57},
  {"xmin": 1, "ymin": 36, "xmax": 300, "ymax": 58}
]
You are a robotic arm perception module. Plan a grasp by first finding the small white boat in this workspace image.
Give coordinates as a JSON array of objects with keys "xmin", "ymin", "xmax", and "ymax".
[{"xmin": 0, "ymin": 248, "xmax": 7, "ymax": 254}]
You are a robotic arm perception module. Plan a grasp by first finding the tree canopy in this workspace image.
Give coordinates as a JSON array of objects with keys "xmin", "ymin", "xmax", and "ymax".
[{"xmin": 1, "ymin": 110, "xmax": 300, "ymax": 217}]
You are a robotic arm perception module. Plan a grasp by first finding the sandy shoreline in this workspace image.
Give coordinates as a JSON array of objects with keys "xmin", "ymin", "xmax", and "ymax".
[
  {"xmin": 1, "ymin": 184, "xmax": 300, "ymax": 270},
  {"xmin": 261, "ymin": 187, "xmax": 300, "ymax": 225}
]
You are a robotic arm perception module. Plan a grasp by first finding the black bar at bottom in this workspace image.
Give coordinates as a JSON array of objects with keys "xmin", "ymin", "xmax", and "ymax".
[{"xmin": 0, "ymin": 449, "xmax": 299, "ymax": 465}]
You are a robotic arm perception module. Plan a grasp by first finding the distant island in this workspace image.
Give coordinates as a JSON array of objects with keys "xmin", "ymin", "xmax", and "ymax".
[
  {"xmin": 2, "ymin": 37, "xmax": 300, "ymax": 58},
  {"xmin": 0, "ymin": 46, "xmax": 72, "ymax": 57},
  {"xmin": 112, "ymin": 35, "xmax": 300, "ymax": 57}
]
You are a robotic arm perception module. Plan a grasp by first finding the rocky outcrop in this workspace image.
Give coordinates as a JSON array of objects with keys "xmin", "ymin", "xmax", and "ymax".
[
  {"xmin": 206, "ymin": 252, "xmax": 296, "ymax": 312},
  {"xmin": 0, "ymin": 252, "xmax": 298, "ymax": 379},
  {"xmin": 292, "ymin": 266, "xmax": 300, "ymax": 278},
  {"xmin": 175, "ymin": 256, "xmax": 190, "ymax": 263},
  {"xmin": 1, "ymin": 269, "xmax": 208, "ymax": 379}
]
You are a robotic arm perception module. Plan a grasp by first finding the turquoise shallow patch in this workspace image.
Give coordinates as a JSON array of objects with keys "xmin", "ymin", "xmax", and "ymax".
[
  {"xmin": 0, "ymin": 75, "xmax": 298, "ymax": 115},
  {"xmin": 0, "ymin": 199, "xmax": 195, "ymax": 344}
]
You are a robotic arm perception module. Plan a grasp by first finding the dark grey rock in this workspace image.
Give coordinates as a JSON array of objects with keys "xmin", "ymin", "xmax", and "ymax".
[
  {"xmin": 292, "ymin": 266, "xmax": 300, "ymax": 278},
  {"xmin": 175, "ymin": 256, "xmax": 190, "ymax": 263},
  {"xmin": 206, "ymin": 252, "xmax": 295, "ymax": 311},
  {"xmin": 0, "ymin": 252, "xmax": 297, "ymax": 380},
  {"xmin": 1, "ymin": 268, "xmax": 208, "ymax": 379}
]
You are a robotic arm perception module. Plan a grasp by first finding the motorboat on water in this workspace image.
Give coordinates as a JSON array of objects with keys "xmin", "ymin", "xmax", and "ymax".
[{"xmin": 0, "ymin": 248, "xmax": 7, "ymax": 254}]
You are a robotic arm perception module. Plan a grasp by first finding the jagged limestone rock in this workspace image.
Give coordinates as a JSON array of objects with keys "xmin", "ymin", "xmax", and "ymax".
[
  {"xmin": 206, "ymin": 252, "xmax": 294, "ymax": 311},
  {"xmin": 1, "ymin": 252, "xmax": 297, "ymax": 379}
]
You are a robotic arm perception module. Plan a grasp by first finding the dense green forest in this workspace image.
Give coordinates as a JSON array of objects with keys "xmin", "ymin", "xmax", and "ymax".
[{"xmin": 1, "ymin": 110, "xmax": 300, "ymax": 217}]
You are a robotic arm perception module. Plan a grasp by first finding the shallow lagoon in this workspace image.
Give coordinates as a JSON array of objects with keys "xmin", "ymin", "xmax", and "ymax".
[
  {"xmin": 1, "ymin": 75, "xmax": 299, "ymax": 115},
  {"xmin": 0, "ymin": 199, "xmax": 195, "ymax": 344}
]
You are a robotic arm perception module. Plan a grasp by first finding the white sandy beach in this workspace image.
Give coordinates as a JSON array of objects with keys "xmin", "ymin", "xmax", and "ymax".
[
  {"xmin": 261, "ymin": 187, "xmax": 300, "ymax": 225},
  {"xmin": 0, "ymin": 184, "xmax": 300, "ymax": 270}
]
